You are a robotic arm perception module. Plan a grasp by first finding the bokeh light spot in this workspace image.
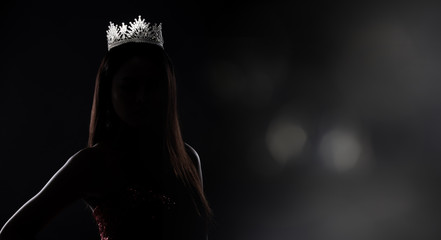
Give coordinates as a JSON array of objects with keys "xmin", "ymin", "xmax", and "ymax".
[
  {"xmin": 319, "ymin": 129, "xmax": 362, "ymax": 172},
  {"xmin": 266, "ymin": 117, "xmax": 307, "ymax": 165}
]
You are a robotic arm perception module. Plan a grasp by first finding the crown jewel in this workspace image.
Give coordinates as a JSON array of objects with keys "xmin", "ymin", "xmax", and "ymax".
[{"xmin": 106, "ymin": 15, "xmax": 164, "ymax": 50}]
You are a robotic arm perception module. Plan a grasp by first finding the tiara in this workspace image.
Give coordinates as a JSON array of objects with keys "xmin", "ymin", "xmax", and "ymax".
[{"xmin": 106, "ymin": 15, "xmax": 164, "ymax": 50}]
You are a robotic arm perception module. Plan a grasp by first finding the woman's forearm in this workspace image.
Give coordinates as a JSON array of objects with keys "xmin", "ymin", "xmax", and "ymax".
[
  {"xmin": 1, "ymin": 148, "xmax": 96, "ymax": 240},
  {"xmin": 0, "ymin": 218, "xmax": 37, "ymax": 240}
]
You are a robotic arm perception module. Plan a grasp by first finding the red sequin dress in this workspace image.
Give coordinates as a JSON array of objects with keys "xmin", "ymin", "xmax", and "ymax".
[
  {"xmin": 86, "ymin": 144, "xmax": 207, "ymax": 240},
  {"xmin": 88, "ymin": 180, "xmax": 206, "ymax": 240}
]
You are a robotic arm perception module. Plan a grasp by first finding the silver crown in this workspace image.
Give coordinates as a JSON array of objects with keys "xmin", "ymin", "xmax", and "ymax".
[{"xmin": 106, "ymin": 15, "xmax": 164, "ymax": 50}]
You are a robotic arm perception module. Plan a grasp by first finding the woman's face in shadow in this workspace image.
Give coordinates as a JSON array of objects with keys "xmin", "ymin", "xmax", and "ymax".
[{"xmin": 111, "ymin": 56, "xmax": 165, "ymax": 130}]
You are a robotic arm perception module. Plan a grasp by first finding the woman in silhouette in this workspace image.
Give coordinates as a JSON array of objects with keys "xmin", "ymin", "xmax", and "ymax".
[{"xmin": 0, "ymin": 16, "xmax": 212, "ymax": 240}]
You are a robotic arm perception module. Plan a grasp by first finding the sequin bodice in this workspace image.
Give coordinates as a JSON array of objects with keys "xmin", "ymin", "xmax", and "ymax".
[
  {"xmin": 91, "ymin": 183, "xmax": 177, "ymax": 240},
  {"xmin": 88, "ymin": 143, "xmax": 207, "ymax": 240},
  {"xmin": 89, "ymin": 182, "xmax": 206, "ymax": 240}
]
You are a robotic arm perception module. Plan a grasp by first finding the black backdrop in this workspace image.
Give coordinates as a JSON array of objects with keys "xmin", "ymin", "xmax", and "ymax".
[{"xmin": 2, "ymin": 1, "xmax": 441, "ymax": 240}]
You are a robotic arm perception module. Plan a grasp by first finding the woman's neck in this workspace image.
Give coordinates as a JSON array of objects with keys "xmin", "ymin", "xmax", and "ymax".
[{"xmin": 108, "ymin": 123, "xmax": 163, "ymax": 155}]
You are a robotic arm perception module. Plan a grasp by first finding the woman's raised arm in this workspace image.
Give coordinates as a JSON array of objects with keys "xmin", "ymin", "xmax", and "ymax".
[{"xmin": 0, "ymin": 147, "xmax": 99, "ymax": 240}]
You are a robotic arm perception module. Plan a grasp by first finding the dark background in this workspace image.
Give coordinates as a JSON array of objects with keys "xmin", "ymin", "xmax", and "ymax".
[{"xmin": 1, "ymin": 0, "xmax": 441, "ymax": 240}]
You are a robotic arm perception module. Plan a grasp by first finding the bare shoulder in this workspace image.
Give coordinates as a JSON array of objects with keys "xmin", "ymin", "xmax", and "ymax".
[
  {"xmin": 48, "ymin": 143, "xmax": 111, "ymax": 197},
  {"xmin": 66, "ymin": 142, "xmax": 111, "ymax": 169},
  {"xmin": 27, "ymin": 146, "xmax": 99, "ymax": 199},
  {"xmin": 184, "ymin": 143, "xmax": 201, "ymax": 166},
  {"xmin": 69, "ymin": 142, "xmax": 125, "ymax": 193},
  {"xmin": 68, "ymin": 146, "xmax": 96, "ymax": 163},
  {"xmin": 60, "ymin": 146, "xmax": 100, "ymax": 175},
  {"xmin": 184, "ymin": 143, "xmax": 203, "ymax": 185}
]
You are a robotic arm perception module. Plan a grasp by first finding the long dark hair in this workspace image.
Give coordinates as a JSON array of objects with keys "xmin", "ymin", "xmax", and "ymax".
[{"xmin": 87, "ymin": 42, "xmax": 212, "ymax": 222}]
